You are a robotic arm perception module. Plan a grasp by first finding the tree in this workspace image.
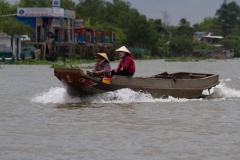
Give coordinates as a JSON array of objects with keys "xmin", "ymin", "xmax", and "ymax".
[
  {"xmin": 18, "ymin": 0, "xmax": 76, "ymax": 8},
  {"xmin": 192, "ymin": 23, "xmax": 200, "ymax": 32},
  {"xmin": 0, "ymin": 17, "xmax": 32, "ymax": 35},
  {"xmin": 119, "ymin": 9, "xmax": 145, "ymax": 46},
  {"xmin": 0, "ymin": 0, "xmax": 15, "ymax": 15},
  {"xmin": 61, "ymin": 0, "xmax": 76, "ymax": 10},
  {"xmin": 220, "ymin": 35, "xmax": 240, "ymax": 57},
  {"xmin": 96, "ymin": 0, "xmax": 132, "ymax": 25},
  {"xmin": 0, "ymin": 0, "xmax": 32, "ymax": 35},
  {"xmin": 18, "ymin": 0, "xmax": 51, "ymax": 7},
  {"xmin": 75, "ymin": 0, "xmax": 104, "ymax": 19},
  {"xmin": 75, "ymin": 0, "xmax": 157, "ymax": 49},
  {"xmin": 215, "ymin": 1, "xmax": 240, "ymax": 36},
  {"xmin": 230, "ymin": 25, "xmax": 240, "ymax": 36},
  {"xmin": 179, "ymin": 18, "xmax": 190, "ymax": 26},
  {"xmin": 148, "ymin": 19, "xmax": 165, "ymax": 33},
  {"xmin": 170, "ymin": 34, "xmax": 193, "ymax": 56},
  {"xmin": 198, "ymin": 17, "xmax": 222, "ymax": 35},
  {"xmin": 175, "ymin": 25, "xmax": 194, "ymax": 38}
]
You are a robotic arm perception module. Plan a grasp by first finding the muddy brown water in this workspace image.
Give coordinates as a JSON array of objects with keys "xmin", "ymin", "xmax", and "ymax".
[{"xmin": 1, "ymin": 59, "xmax": 240, "ymax": 160}]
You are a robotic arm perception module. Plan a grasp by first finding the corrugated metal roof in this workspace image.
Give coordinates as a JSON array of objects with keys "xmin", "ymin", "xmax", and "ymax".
[
  {"xmin": 203, "ymin": 35, "xmax": 223, "ymax": 39},
  {"xmin": 11, "ymin": 35, "xmax": 25, "ymax": 38}
]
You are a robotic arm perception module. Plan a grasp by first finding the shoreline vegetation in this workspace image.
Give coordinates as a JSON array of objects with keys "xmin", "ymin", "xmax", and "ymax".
[
  {"xmin": 0, "ymin": 55, "xmax": 232, "ymax": 69},
  {"xmin": 1, "ymin": 1, "xmax": 240, "ymax": 59}
]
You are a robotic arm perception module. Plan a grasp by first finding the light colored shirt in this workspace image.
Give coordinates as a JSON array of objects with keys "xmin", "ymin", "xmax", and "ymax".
[{"xmin": 92, "ymin": 60, "xmax": 111, "ymax": 78}]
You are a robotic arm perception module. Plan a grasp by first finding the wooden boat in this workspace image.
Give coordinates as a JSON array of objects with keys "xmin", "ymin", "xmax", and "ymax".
[{"xmin": 54, "ymin": 68, "xmax": 220, "ymax": 99}]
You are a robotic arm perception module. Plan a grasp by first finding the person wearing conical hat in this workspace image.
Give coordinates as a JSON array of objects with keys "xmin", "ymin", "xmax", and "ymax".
[
  {"xmin": 111, "ymin": 46, "xmax": 135, "ymax": 77},
  {"xmin": 86, "ymin": 53, "xmax": 111, "ymax": 79}
]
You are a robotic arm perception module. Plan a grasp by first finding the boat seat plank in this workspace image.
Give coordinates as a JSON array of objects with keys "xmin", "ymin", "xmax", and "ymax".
[{"xmin": 189, "ymin": 73, "xmax": 206, "ymax": 79}]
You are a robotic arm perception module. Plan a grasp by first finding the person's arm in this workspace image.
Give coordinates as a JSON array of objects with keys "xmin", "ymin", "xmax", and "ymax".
[
  {"xmin": 103, "ymin": 63, "xmax": 111, "ymax": 73},
  {"xmin": 121, "ymin": 57, "xmax": 131, "ymax": 70},
  {"xmin": 114, "ymin": 60, "xmax": 122, "ymax": 72},
  {"xmin": 92, "ymin": 63, "xmax": 97, "ymax": 73}
]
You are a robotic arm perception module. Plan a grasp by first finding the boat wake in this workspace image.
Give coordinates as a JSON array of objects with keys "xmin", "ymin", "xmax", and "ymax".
[
  {"xmin": 32, "ymin": 79, "xmax": 240, "ymax": 104},
  {"xmin": 204, "ymin": 81, "xmax": 240, "ymax": 100}
]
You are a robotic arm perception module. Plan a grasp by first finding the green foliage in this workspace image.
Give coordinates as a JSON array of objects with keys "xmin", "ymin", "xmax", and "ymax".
[
  {"xmin": 220, "ymin": 37, "xmax": 236, "ymax": 49},
  {"xmin": 60, "ymin": 0, "xmax": 76, "ymax": 10},
  {"xmin": 18, "ymin": 0, "xmax": 76, "ymax": 9},
  {"xmin": 192, "ymin": 40, "xmax": 216, "ymax": 52},
  {"xmin": 170, "ymin": 35, "xmax": 193, "ymax": 56},
  {"xmin": 0, "ymin": 0, "xmax": 14, "ymax": 15},
  {"xmin": 230, "ymin": 25, "xmax": 240, "ymax": 36},
  {"xmin": 75, "ymin": 0, "xmax": 103, "ymax": 18},
  {"xmin": 149, "ymin": 19, "xmax": 165, "ymax": 33},
  {"xmin": 50, "ymin": 62, "xmax": 80, "ymax": 69},
  {"xmin": 18, "ymin": 0, "xmax": 51, "ymax": 7},
  {"xmin": 153, "ymin": 29, "xmax": 171, "ymax": 57},
  {"xmin": 75, "ymin": 0, "xmax": 156, "ymax": 49},
  {"xmin": 220, "ymin": 35, "xmax": 240, "ymax": 57},
  {"xmin": 13, "ymin": 56, "xmax": 95, "ymax": 68},
  {"xmin": 139, "ymin": 54, "xmax": 161, "ymax": 60},
  {"xmin": 215, "ymin": 1, "xmax": 240, "ymax": 36},
  {"xmin": 90, "ymin": 17, "xmax": 97, "ymax": 25},
  {"xmin": 80, "ymin": 65, "xmax": 93, "ymax": 69},
  {"xmin": 67, "ymin": 56, "xmax": 95, "ymax": 64},
  {"xmin": 198, "ymin": 17, "xmax": 222, "ymax": 35},
  {"xmin": 14, "ymin": 59, "xmax": 53, "ymax": 65},
  {"xmin": 178, "ymin": 26, "xmax": 193, "ymax": 36},
  {"xmin": 179, "ymin": 18, "xmax": 190, "ymax": 26},
  {"xmin": 0, "ymin": 1, "xmax": 17, "ymax": 23},
  {"xmin": 2, "ymin": 0, "xmax": 240, "ymax": 59},
  {"xmin": 127, "ymin": 10, "xmax": 156, "ymax": 48},
  {"xmin": 164, "ymin": 56, "xmax": 208, "ymax": 62},
  {"xmin": 0, "ymin": 17, "xmax": 32, "ymax": 35}
]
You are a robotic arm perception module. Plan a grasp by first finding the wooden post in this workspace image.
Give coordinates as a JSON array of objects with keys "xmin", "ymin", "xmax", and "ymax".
[{"xmin": 43, "ymin": 43, "xmax": 46, "ymax": 60}]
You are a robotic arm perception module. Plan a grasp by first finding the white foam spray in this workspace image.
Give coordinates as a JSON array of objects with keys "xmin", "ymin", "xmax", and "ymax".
[
  {"xmin": 207, "ymin": 81, "xmax": 240, "ymax": 99},
  {"xmin": 32, "ymin": 79, "xmax": 240, "ymax": 104},
  {"xmin": 32, "ymin": 87, "xmax": 81, "ymax": 104}
]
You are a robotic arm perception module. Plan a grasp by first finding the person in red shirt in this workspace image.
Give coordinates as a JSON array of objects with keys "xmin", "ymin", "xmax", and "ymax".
[{"xmin": 111, "ymin": 46, "xmax": 135, "ymax": 77}]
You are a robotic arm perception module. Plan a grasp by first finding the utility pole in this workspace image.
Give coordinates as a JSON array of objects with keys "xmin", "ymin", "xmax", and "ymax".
[{"xmin": 222, "ymin": 0, "xmax": 227, "ymax": 37}]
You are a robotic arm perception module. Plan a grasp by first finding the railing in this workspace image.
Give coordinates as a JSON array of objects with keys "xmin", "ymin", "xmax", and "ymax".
[{"xmin": 128, "ymin": 47, "xmax": 151, "ymax": 54}]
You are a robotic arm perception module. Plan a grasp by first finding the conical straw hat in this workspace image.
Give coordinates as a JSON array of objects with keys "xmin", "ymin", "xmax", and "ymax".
[
  {"xmin": 94, "ymin": 53, "xmax": 109, "ymax": 62},
  {"xmin": 115, "ymin": 46, "xmax": 131, "ymax": 55}
]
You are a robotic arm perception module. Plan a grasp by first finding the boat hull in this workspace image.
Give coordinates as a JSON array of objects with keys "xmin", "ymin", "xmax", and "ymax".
[{"xmin": 54, "ymin": 68, "xmax": 219, "ymax": 99}]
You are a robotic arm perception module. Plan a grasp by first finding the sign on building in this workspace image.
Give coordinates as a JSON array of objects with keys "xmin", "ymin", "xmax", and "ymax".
[
  {"xmin": 74, "ymin": 19, "xmax": 84, "ymax": 27},
  {"xmin": 52, "ymin": 0, "xmax": 60, "ymax": 8},
  {"xmin": 17, "ymin": 8, "xmax": 64, "ymax": 18}
]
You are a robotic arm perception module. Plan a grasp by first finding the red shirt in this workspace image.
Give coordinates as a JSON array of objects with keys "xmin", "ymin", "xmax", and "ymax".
[{"xmin": 115, "ymin": 54, "xmax": 135, "ymax": 74}]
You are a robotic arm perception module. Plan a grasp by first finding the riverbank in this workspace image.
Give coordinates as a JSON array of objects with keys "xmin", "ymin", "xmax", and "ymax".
[{"xmin": 1, "ymin": 55, "xmax": 234, "ymax": 69}]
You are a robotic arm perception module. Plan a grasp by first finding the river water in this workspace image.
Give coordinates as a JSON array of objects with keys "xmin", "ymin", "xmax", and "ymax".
[{"xmin": 1, "ymin": 59, "xmax": 240, "ymax": 160}]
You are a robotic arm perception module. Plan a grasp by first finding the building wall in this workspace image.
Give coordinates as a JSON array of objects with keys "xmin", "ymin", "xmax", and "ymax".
[
  {"xmin": 0, "ymin": 37, "xmax": 11, "ymax": 47},
  {"xmin": 16, "ymin": 17, "xmax": 35, "ymax": 28}
]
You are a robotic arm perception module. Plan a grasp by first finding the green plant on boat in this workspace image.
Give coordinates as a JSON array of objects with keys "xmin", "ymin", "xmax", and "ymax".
[
  {"xmin": 50, "ymin": 62, "xmax": 81, "ymax": 69},
  {"xmin": 50, "ymin": 58, "xmax": 94, "ymax": 69},
  {"xmin": 80, "ymin": 65, "xmax": 94, "ymax": 69}
]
